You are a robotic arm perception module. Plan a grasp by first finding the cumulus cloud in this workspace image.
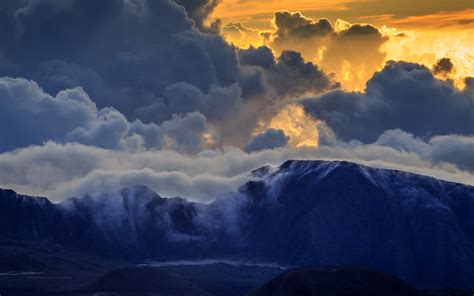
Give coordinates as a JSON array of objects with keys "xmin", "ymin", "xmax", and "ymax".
[
  {"xmin": 135, "ymin": 82, "xmax": 243, "ymax": 124},
  {"xmin": 259, "ymin": 11, "xmax": 388, "ymax": 89},
  {"xmin": 0, "ymin": 1, "xmax": 348, "ymax": 152},
  {"xmin": 268, "ymin": 11, "xmax": 333, "ymax": 62},
  {"xmin": 0, "ymin": 77, "xmax": 210, "ymax": 153},
  {"xmin": 268, "ymin": 50, "xmax": 338, "ymax": 98},
  {"xmin": 0, "ymin": 0, "xmax": 271, "ymax": 145},
  {"xmin": 244, "ymin": 129, "xmax": 289, "ymax": 153},
  {"xmin": 222, "ymin": 22, "xmax": 263, "ymax": 48},
  {"xmin": 320, "ymin": 23, "xmax": 388, "ymax": 90},
  {"xmin": 173, "ymin": 0, "xmax": 221, "ymax": 32},
  {"xmin": 239, "ymin": 48, "xmax": 338, "ymax": 98},
  {"xmin": 239, "ymin": 46, "xmax": 275, "ymax": 69},
  {"xmin": 302, "ymin": 61, "xmax": 474, "ymax": 143},
  {"xmin": 432, "ymin": 57, "xmax": 454, "ymax": 77},
  {"xmin": 160, "ymin": 112, "xmax": 210, "ymax": 153}
]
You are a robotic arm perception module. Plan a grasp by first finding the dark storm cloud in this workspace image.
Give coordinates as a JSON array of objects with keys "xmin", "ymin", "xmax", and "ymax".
[
  {"xmin": 465, "ymin": 77, "xmax": 474, "ymax": 92},
  {"xmin": 0, "ymin": 77, "xmax": 210, "ymax": 153},
  {"xmin": 269, "ymin": 50, "xmax": 338, "ymax": 98},
  {"xmin": 244, "ymin": 129, "xmax": 289, "ymax": 153},
  {"xmin": 239, "ymin": 46, "xmax": 276, "ymax": 69},
  {"xmin": 0, "ymin": 77, "xmax": 147, "ymax": 152},
  {"xmin": 239, "ymin": 47, "xmax": 338, "ymax": 98},
  {"xmin": 0, "ymin": 0, "xmax": 262, "ymax": 126},
  {"xmin": 134, "ymin": 82, "xmax": 243, "ymax": 124},
  {"xmin": 302, "ymin": 61, "xmax": 474, "ymax": 143},
  {"xmin": 432, "ymin": 58, "xmax": 455, "ymax": 76},
  {"xmin": 0, "ymin": 1, "xmax": 344, "ymax": 153},
  {"xmin": 174, "ymin": 0, "xmax": 221, "ymax": 32},
  {"xmin": 272, "ymin": 11, "xmax": 333, "ymax": 39}
]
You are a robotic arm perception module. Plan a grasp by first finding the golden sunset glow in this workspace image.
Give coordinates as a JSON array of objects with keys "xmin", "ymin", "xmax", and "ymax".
[
  {"xmin": 213, "ymin": 0, "xmax": 351, "ymax": 28},
  {"xmin": 213, "ymin": 1, "xmax": 474, "ymax": 29},
  {"xmin": 216, "ymin": 3, "xmax": 473, "ymax": 91},
  {"xmin": 214, "ymin": 1, "xmax": 474, "ymax": 148},
  {"xmin": 382, "ymin": 28, "xmax": 474, "ymax": 88},
  {"xmin": 255, "ymin": 104, "xmax": 320, "ymax": 148}
]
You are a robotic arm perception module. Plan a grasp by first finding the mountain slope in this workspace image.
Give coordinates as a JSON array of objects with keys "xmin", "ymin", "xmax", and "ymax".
[
  {"xmin": 1, "ymin": 160, "xmax": 473, "ymax": 288},
  {"xmin": 248, "ymin": 266, "xmax": 421, "ymax": 296}
]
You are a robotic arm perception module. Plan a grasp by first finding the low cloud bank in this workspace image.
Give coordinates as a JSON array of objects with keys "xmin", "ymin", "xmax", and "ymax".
[{"xmin": 1, "ymin": 132, "xmax": 472, "ymax": 202}]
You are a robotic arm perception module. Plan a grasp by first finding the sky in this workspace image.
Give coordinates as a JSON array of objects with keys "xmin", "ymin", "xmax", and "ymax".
[
  {"xmin": 0, "ymin": 0, "xmax": 472, "ymax": 202},
  {"xmin": 214, "ymin": 0, "xmax": 474, "ymax": 28}
]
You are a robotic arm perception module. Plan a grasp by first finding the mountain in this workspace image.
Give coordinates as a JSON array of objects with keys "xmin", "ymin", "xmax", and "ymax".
[
  {"xmin": 248, "ymin": 266, "xmax": 421, "ymax": 296},
  {"xmin": 1, "ymin": 160, "xmax": 473, "ymax": 288},
  {"xmin": 236, "ymin": 160, "xmax": 474, "ymax": 287}
]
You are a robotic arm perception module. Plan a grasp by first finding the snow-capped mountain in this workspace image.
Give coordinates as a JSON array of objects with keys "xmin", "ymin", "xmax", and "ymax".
[
  {"xmin": 236, "ymin": 160, "xmax": 474, "ymax": 287},
  {"xmin": 1, "ymin": 160, "xmax": 473, "ymax": 288}
]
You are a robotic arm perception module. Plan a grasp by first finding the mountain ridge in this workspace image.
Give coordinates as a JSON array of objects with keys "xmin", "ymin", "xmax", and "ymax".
[{"xmin": 1, "ymin": 160, "xmax": 473, "ymax": 288}]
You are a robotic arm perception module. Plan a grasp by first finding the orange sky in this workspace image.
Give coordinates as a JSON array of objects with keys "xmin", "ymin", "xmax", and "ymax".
[
  {"xmin": 213, "ymin": 0, "xmax": 473, "ymax": 89},
  {"xmin": 213, "ymin": 0, "xmax": 474, "ymax": 29},
  {"xmin": 212, "ymin": 0, "xmax": 473, "ymax": 147}
]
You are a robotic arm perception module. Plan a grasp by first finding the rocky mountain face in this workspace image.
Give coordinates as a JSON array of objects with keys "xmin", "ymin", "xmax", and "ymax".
[
  {"xmin": 1, "ymin": 160, "xmax": 473, "ymax": 288},
  {"xmin": 236, "ymin": 161, "xmax": 474, "ymax": 287}
]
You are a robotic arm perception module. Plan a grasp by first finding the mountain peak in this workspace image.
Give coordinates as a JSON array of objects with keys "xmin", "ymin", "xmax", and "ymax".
[
  {"xmin": 279, "ymin": 159, "xmax": 364, "ymax": 171},
  {"xmin": 0, "ymin": 188, "xmax": 51, "ymax": 206},
  {"xmin": 119, "ymin": 185, "xmax": 161, "ymax": 199}
]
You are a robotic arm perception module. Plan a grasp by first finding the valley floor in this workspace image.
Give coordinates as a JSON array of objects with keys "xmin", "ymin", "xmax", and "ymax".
[{"xmin": 0, "ymin": 263, "xmax": 472, "ymax": 296}]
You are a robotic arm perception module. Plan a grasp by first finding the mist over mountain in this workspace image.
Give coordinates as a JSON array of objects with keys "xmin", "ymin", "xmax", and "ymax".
[{"xmin": 1, "ymin": 160, "xmax": 473, "ymax": 288}]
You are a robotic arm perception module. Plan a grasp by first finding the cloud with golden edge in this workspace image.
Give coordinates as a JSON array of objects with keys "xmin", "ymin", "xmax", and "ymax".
[{"xmin": 254, "ymin": 104, "xmax": 320, "ymax": 148}]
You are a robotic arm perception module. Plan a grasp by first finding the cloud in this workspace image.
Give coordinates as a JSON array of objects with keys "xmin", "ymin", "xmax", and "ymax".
[
  {"xmin": 239, "ymin": 48, "xmax": 338, "ymax": 98},
  {"xmin": 0, "ymin": 0, "xmax": 269, "ymax": 145},
  {"xmin": 268, "ymin": 50, "xmax": 338, "ymax": 98},
  {"xmin": 135, "ymin": 82, "xmax": 243, "ymax": 124},
  {"xmin": 375, "ymin": 129, "xmax": 474, "ymax": 172},
  {"xmin": 222, "ymin": 22, "xmax": 263, "ymax": 48},
  {"xmin": 173, "ymin": 0, "xmax": 221, "ymax": 32},
  {"xmin": 253, "ymin": 104, "xmax": 321, "ymax": 148},
  {"xmin": 302, "ymin": 61, "xmax": 474, "ymax": 143},
  {"xmin": 0, "ymin": 1, "xmax": 345, "ymax": 152},
  {"xmin": 432, "ymin": 57, "xmax": 454, "ymax": 76},
  {"xmin": 160, "ymin": 112, "xmax": 210, "ymax": 153},
  {"xmin": 320, "ymin": 23, "xmax": 388, "ymax": 90},
  {"xmin": 239, "ymin": 46, "xmax": 275, "ymax": 69},
  {"xmin": 255, "ymin": 11, "xmax": 388, "ymax": 89},
  {"xmin": 268, "ymin": 11, "xmax": 333, "ymax": 62},
  {"xmin": 0, "ymin": 77, "xmax": 210, "ymax": 153},
  {"xmin": 0, "ymin": 1, "xmax": 471, "ymax": 202},
  {"xmin": 1, "ymin": 129, "xmax": 473, "ymax": 203},
  {"xmin": 244, "ymin": 129, "xmax": 289, "ymax": 153}
]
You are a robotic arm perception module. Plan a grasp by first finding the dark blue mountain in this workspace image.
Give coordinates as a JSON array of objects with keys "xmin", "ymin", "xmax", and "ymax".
[
  {"xmin": 236, "ymin": 161, "xmax": 474, "ymax": 287},
  {"xmin": 248, "ymin": 266, "xmax": 421, "ymax": 296},
  {"xmin": 1, "ymin": 160, "xmax": 473, "ymax": 288}
]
